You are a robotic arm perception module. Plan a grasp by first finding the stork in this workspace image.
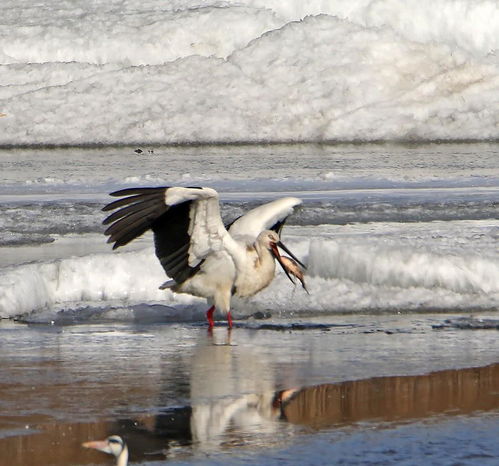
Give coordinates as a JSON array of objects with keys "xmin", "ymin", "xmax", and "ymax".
[
  {"xmin": 102, "ymin": 186, "xmax": 306, "ymax": 328},
  {"xmin": 82, "ymin": 435, "xmax": 128, "ymax": 466}
]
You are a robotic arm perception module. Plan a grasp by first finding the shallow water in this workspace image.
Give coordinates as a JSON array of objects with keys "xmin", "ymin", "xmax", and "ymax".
[{"xmin": 2, "ymin": 314, "xmax": 499, "ymax": 465}]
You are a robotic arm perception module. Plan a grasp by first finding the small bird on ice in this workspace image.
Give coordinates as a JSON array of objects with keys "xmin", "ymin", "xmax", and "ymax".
[
  {"xmin": 82, "ymin": 435, "xmax": 128, "ymax": 466},
  {"xmin": 102, "ymin": 186, "xmax": 307, "ymax": 328}
]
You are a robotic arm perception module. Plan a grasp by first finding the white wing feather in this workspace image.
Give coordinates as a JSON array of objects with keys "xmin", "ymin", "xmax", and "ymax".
[
  {"xmin": 228, "ymin": 197, "xmax": 302, "ymax": 241},
  {"xmin": 164, "ymin": 189, "xmax": 300, "ymax": 267},
  {"xmin": 165, "ymin": 187, "xmax": 242, "ymax": 267}
]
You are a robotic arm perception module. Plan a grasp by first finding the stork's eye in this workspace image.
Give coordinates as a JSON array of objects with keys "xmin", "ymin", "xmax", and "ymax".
[{"xmin": 108, "ymin": 437, "xmax": 122, "ymax": 445}]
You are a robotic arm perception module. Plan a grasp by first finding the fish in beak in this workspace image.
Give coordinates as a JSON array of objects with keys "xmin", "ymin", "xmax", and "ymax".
[
  {"xmin": 270, "ymin": 241, "xmax": 309, "ymax": 293},
  {"xmin": 279, "ymin": 255, "xmax": 309, "ymax": 293}
]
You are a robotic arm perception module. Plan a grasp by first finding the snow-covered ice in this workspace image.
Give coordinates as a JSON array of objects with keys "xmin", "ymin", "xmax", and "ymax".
[{"xmin": 1, "ymin": 0, "xmax": 499, "ymax": 144}]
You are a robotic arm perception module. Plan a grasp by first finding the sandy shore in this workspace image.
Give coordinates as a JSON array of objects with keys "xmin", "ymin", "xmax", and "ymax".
[{"xmin": 2, "ymin": 313, "xmax": 499, "ymax": 465}]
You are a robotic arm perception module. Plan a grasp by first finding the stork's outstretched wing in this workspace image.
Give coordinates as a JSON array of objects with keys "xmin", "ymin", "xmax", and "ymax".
[
  {"xmin": 228, "ymin": 197, "xmax": 302, "ymax": 241},
  {"xmin": 102, "ymin": 186, "xmax": 231, "ymax": 285}
]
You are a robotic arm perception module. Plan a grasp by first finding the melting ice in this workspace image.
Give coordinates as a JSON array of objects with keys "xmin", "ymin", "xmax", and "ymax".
[
  {"xmin": 1, "ymin": 143, "xmax": 498, "ymax": 322},
  {"xmin": 2, "ymin": 220, "xmax": 499, "ymax": 321}
]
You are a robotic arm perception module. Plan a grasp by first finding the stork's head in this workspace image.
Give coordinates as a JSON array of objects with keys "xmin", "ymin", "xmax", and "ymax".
[
  {"xmin": 82, "ymin": 435, "xmax": 128, "ymax": 460},
  {"xmin": 258, "ymin": 230, "xmax": 281, "ymax": 250}
]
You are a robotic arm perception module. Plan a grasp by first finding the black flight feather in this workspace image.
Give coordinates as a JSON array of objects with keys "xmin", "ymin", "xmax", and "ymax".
[{"xmin": 102, "ymin": 187, "xmax": 202, "ymax": 284}]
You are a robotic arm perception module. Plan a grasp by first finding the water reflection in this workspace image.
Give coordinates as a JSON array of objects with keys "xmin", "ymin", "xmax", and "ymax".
[
  {"xmin": 2, "ymin": 329, "xmax": 499, "ymax": 465},
  {"xmin": 189, "ymin": 331, "xmax": 279, "ymax": 451},
  {"xmin": 279, "ymin": 364, "xmax": 499, "ymax": 428}
]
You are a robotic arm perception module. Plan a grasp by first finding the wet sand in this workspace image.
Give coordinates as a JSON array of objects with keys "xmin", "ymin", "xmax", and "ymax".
[{"xmin": 1, "ymin": 313, "xmax": 499, "ymax": 465}]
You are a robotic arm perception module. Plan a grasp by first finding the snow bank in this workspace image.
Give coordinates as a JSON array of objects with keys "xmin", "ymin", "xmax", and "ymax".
[
  {"xmin": 0, "ymin": 0, "xmax": 498, "ymax": 144},
  {"xmin": 2, "ymin": 237, "xmax": 498, "ymax": 321}
]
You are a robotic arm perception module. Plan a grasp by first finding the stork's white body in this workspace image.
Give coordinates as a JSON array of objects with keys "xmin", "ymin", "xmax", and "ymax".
[
  {"xmin": 103, "ymin": 186, "xmax": 303, "ymax": 327},
  {"xmin": 176, "ymin": 233, "xmax": 276, "ymax": 308}
]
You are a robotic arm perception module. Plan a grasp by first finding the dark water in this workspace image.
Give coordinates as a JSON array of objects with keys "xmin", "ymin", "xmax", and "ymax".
[{"xmin": 1, "ymin": 314, "xmax": 499, "ymax": 465}]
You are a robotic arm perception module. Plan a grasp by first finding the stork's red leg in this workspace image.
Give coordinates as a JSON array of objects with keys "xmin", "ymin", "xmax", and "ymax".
[
  {"xmin": 227, "ymin": 311, "xmax": 233, "ymax": 329},
  {"xmin": 206, "ymin": 305, "xmax": 215, "ymax": 328}
]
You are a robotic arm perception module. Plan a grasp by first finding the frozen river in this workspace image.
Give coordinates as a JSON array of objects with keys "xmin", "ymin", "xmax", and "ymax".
[
  {"xmin": 2, "ymin": 0, "xmax": 499, "ymax": 462},
  {"xmin": 0, "ymin": 142, "xmax": 498, "ymax": 465}
]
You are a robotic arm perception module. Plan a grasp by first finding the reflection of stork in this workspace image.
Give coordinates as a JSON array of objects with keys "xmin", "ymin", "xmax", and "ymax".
[
  {"xmin": 82, "ymin": 435, "xmax": 128, "ymax": 466},
  {"xmin": 189, "ymin": 334, "xmax": 280, "ymax": 450},
  {"xmin": 103, "ymin": 186, "xmax": 305, "ymax": 328}
]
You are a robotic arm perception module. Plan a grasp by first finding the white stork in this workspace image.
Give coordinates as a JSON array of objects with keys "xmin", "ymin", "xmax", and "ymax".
[
  {"xmin": 102, "ymin": 186, "xmax": 305, "ymax": 328},
  {"xmin": 82, "ymin": 435, "xmax": 128, "ymax": 466}
]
